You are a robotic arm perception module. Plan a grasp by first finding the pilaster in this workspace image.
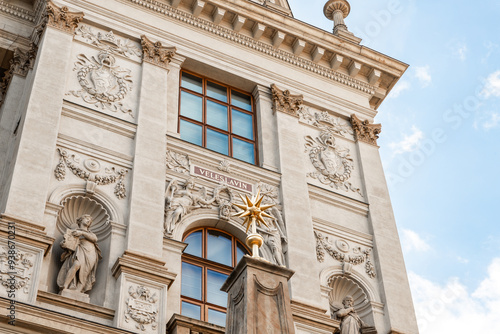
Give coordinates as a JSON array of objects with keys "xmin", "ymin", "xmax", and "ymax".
[
  {"xmin": 166, "ymin": 55, "xmax": 186, "ymax": 137},
  {"xmin": 253, "ymin": 85, "xmax": 279, "ymax": 171}
]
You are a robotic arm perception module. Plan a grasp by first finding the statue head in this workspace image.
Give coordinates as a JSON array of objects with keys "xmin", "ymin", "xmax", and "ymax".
[
  {"xmin": 185, "ymin": 178, "xmax": 196, "ymax": 190},
  {"xmin": 76, "ymin": 214, "xmax": 93, "ymax": 230},
  {"xmin": 342, "ymin": 295, "xmax": 354, "ymax": 308}
]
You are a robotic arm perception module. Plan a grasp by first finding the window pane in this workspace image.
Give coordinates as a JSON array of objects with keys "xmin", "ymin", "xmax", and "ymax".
[
  {"xmin": 208, "ymin": 309, "xmax": 226, "ymax": 327},
  {"xmin": 181, "ymin": 262, "xmax": 202, "ymax": 300},
  {"xmin": 207, "ymin": 230, "xmax": 232, "ymax": 266},
  {"xmin": 206, "ymin": 129, "xmax": 229, "ymax": 155},
  {"xmin": 207, "ymin": 81, "xmax": 228, "ymax": 102},
  {"xmin": 180, "ymin": 91, "xmax": 203, "ymax": 122},
  {"xmin": 181, "ymin": 73, "xmax": 203, "ymax": 94},
  {"xmin": 181, "ymin": 301, "xmax": 201, "ymax": 320},
  {"xmin": 236, "ymin": 242, "xmax": 247, "ymax": 264},
  {"xmin": 232, "ymin": 138, "xmax": 255, "ymax": 164},
  {"xmin": 184, "ymin": 231, "xmax": 202, "ymax": 257},
  {"xmin": 207, "ymin": 270, "xmax": 228, "ymax": 307},
  {"xmin": 207, "ymin": 100, "xmax": 228, "ymax": 131},
  {"xmin": 231, "ymin": 90, "xmax": 252, "ymax": 111},
  {"xmin": 180, "ymin": 120, "xmax": 202, "ymax": 146},
  {"xmin": 231, "ymin": 109, "xmax": 253, "ymax": 140}
]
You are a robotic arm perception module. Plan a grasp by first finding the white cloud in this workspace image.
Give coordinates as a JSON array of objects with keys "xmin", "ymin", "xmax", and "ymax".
[
  {"xmin": 388, "ymin": 80, "xmax": 411, "ymax": 99},
  {"xmin": 481, "ymin": 70, "xmax": 500, "ymax": 98},
  {"xmin": 389, "ymin": 126, "xmax": 424, "ymax": 155},
  {"xmin": 401, "ymin": 229, "xmax": 431, "ymax": 253},
  {"xmin": 457, "ymin": 256, "xmax": 469, "ymax": 264},
  {"xmin": 415, "ymin": 66, "xmax": 432, "ymax": 87},
  {"xmin": 456, "ymin": 44, "xmax": 467, "ymax": 61},
  {"xmin": 482, "ymin": 112, "xmax": 500, "ymax": 130},
  {"xmin": 410, "ymin": 258, "xmax": 500, "ymax": 333}
]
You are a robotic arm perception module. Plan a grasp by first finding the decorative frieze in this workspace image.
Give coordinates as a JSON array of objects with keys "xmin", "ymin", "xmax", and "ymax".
[
  {"xmin": 141, "ymin": 35, "xmax": 176, "ymax": 69},
  {"xmin": 54, "ymin": 148, "xmax": 128, "ymax": 199},
  {"xmin": 125, "ymin": 285, "xmax": 159, "ymax": 331},
  {"xmin": 0, "ymin": 0, "xmax": 35, "ymax": 22},
  {"xmin": 304, "ymin": 129, "xmax": 362, "ymax": 196},
  {"xmin": 350, "ymin": 114, "xmax": 382, "ymax": 146},
  {"xmin": 75, "ymin": 26, "xmax": 142, "ymax": 59},
  {"xmin": 299, "ymin": 108, "xmax": 353, "ymax": 138},
  {"xmin": 46, "ymin": 0, "xmax": 84, "ymax": 34},
  {"xmin": 271, "ymin": 84, "xmax": 303, "ymax": 117},
  {"xmin": 315, "ymin": 231, "xmax": 375, "ymax": 278}
]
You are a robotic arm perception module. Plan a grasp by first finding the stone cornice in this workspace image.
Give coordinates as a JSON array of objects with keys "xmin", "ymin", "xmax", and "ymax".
[
  {"xmin": 0, "ymin": 0, "xmax": 35, "ymax": 22},
  {"xmin": 141, "ymin": 35, "xmax": 176, "ymax": 69},
  {"xmin": 350, "ymin": 114, "xmax": 381, "ymax": 146}
]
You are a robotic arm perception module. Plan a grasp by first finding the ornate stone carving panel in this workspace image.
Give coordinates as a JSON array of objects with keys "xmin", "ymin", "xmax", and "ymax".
[{"xmin": 125, "ymin": 285, "xmax": 159, "ymax": 331}]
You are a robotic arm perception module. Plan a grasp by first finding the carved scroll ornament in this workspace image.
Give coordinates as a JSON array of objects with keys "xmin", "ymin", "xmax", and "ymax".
[
  {"xmin": 271, "ymin": 84, "xmax": 303, "ymax": 117},
  {"xmin": 350, "ymin": 114, "xmax": 382, "ymax": 146},
  {"xmin": 141, "ymin": 35, "xmax": 176, "ymax": 69}
]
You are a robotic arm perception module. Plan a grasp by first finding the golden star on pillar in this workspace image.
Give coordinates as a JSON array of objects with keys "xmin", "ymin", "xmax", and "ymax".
[{"xmin": 233, "ymin": 190, "xmax": 274, "ymax": 233}]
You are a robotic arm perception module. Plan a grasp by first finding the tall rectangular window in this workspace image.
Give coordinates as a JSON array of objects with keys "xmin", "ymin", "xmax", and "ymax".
[{"xmin": 178, "ymin": 71, "xmax": 257, "ymax": 164}]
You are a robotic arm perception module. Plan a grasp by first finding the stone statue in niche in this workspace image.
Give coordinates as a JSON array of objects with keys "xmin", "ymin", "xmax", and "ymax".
[
  {"xmin": 57, "ymin": 214, "xmax": 102, "ymax": 297},
  {"xmin": 333, "ymin": 295, "xmax": 367, "ymax": 334},
  {"xmin": 164, "ymin": 178, "xmax": 214, "ymax": 236}
]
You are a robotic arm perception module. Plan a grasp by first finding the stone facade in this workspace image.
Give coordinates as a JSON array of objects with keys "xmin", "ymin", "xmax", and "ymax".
[{"xmin": 0, "ymin": 0, "xmax": 418, "ymax": 333}]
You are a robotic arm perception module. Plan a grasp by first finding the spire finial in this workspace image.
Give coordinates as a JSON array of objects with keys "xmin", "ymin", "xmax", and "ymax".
[{"xmin": 324, "ymin": 0, "xmax": 351, "ymax": 35}]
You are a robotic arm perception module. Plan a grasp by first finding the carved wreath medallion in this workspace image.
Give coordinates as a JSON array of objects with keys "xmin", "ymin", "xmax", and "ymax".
[{"xmin": 125, "ymin": 285, "xmax": 159, "ymax": 331}]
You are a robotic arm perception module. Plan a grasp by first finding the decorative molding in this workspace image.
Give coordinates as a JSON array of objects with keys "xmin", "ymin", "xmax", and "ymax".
[
  {"xmin": 299, "ymin": 108, "xmax": 353, "ymax": 138},
  {"xmin": 75, "ymin": 25, "xmax": 142, "ymax": 59},
  {"xmin": 141, "ymin": 35, "xmax": 176, "ymax": 69},
  {"xmin": 46, "ymin": 0, "xmax": 84, "ymax": 34},
  {"xmin": 0, "ymin": 247, "xmax": 34, "ymax": 294},
  {"xmin": 67, "ymin": 51, "xmax": 134, "ymax": 118},
  {"xmin": 0, "ymin": 0, "xmax": 35, "ymax": 22},
  {"xmin": 271, "ymin": 84, "xmax": 303, "ymax": 117},
  {"xmin": 350, "ymin": 114, "xmax": 381, "ymax": 146},
  {"xmin": 125, "ymin": 0, "xmax": 376, "ymax": 95},
  {"xmin": 304, "ymin": 129, "xmax": 362, "ymax": 196},
  {"xmin": 315, "ymin": 230, "xmax": 375, "ymax": 278},
  {"xmin": 166, "ymin": 149, "xmax": 190, "ymax": 175},
  {"xmin": 54, "ymin": 148, "xmax": 128, "ymax": 199},
  {"xmin": 217, "ymin": 159, "xmax": 231, "ymax": 173},
  {"xmin": 125, "ymin": 285, "xmax": 159, "ymax": 331}
]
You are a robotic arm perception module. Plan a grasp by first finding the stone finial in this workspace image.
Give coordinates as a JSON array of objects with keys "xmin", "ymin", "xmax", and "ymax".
[
  {"xmin": 324, "ymin": 0, "xmax": 350, "ymax": 34},
  {"xmin": 46, "ymin": 0, "xmax": 84, "ymax": 34},
  {"xmin": 350, "ymin": 114, "xmax": 382, "ymax": 146},
  {"xmin": 141, "ymin": 35, "xmax": 176, "ymax": 69},
  {"xmin": 270, "ymin": 84, "xmax": 303, "ymax": 117}
]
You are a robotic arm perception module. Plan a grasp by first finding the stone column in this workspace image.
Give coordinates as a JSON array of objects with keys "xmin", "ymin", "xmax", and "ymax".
[
  {"xmin": 253, "ymin": 85, "xmax": 279, "ymax": 172},
  {"xmin": 351, "ymin": 114, "xmax": 419, "ymax": 334},
  {"xmin": 221, "ymin": 256, "xmax": 295, "ymax": 334},
  {"xmin": 166, "ymin": 55, "xmax": 185, "ymax": 137}
]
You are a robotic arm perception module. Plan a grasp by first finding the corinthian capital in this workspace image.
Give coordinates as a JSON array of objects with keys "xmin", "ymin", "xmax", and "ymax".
[
  {"xmin": 141, "ymin": 35, "xmax": 176, "ymax": 69},
  {"xmin": 350, "ymin": 114, "xmax": 382, "ymax": 146},
  {"xmin": 46, "ymin": 0, "xmax": 84, "ymax": 34},
  {"xmin": 271, "ymin": 84, "xmax": 303, "ymax": 117}
]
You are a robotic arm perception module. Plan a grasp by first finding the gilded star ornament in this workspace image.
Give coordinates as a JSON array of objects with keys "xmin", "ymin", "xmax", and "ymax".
[{"xmin": 233, "ymin": 191, "xmax": 274, "ymax": 233}]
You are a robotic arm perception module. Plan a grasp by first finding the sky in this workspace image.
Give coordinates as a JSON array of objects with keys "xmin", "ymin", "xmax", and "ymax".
[{"xmin": 287, "ymin": 0, "xmax": 500, "ymax": 332}]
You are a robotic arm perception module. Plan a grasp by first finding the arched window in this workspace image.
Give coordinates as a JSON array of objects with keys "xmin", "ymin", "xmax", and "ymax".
[{"xmin": 181, "ymin": 228, "xmax": 249, "ymax": 327}]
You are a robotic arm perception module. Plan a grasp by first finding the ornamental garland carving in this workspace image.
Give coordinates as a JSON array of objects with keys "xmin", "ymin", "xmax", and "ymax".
[
  {"xmin": 141, "ymin": 35, "xmax": 176, "ymax": 69},
  {"xmin": 304, "ymin": 130, "xmax": 362, "ymax": 196},
  {"xmin": 0, "ymin": 247, "xmax": 34, "ymax": 294},
  {"xmin": 125, "ymin": 285, "xmax": 159, "ymax": 331},
  {"xmin": 350, "ymin": 114, "xmax": 382, "ymax": 146},
  {"xmin": 271, "ymin": 84, "xmax": 303, "ymax": 117},
  {"xmin": 67, "ymin": 51, "xmax": 134, "ymax": 117},
  {"xmin": 45, "ymin": 0, "xmax": 84, "ymax": 34},
  {"xmin": 166, "ymin": 150, "xmax": 190, "ymax": 175},
  {"xmin": 314, "ymin": 231, "xmax": 376, "ymax": 278},
  {"xmin": 54, "ymin": 148, "xmax": 128, "ymax": 199},
  {"xmin": 299, "ymin": 108, "xmax": 354, "ymax": 138},
  {"xmin": 75, "ymin": 25, "xmax": 142, "ymax": 59}
]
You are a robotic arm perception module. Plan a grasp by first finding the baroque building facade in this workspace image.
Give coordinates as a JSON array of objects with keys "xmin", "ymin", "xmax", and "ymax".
[{"xmin": 0, "ymin": 0, "xmax": 419, "ymax": 333}]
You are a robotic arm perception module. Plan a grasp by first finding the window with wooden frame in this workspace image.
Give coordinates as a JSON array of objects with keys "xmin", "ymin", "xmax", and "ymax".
[
  {"xmin": 180, "ymin": 228, "xmax": 249, "ymax": 327},
  {"xmin": 178, "ymin": 71, "xmax": 257, "ymax": 165}
]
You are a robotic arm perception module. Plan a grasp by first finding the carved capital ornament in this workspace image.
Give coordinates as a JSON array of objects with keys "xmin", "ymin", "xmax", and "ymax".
[
  {"xmin": 45, "ymin": 0, "xmax": 84, "ymax": 34},
  {"xmin": 271, "ymin": 84, "xmax": 303, "ymax": 117},
  {"xmin": 141, "ymin": 35, "xmax": 176, "ymax": 69},
  {"xmin": 350, "ymin": 114, "xmax": 382, "ymax": 146}
]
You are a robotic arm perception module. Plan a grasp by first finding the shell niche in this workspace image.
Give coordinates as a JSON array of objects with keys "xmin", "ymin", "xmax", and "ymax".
[{"xmin": 328, "ymin": 276, "xmax": 370, "ymax": 316}]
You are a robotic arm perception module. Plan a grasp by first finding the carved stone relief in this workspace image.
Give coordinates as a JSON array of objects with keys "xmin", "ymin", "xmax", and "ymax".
[
  {"xmin": 125, "ymin": 285, "xmax": 159, "ymax": 331},
  {"xmin": 67, "ymin": 50, "xmax": 134, "ymax": 117},
  {"xmin": 350, "ymin": 114, "xmax": 382, "ymax": 146},
  {"xmin": 305, "ymin": 129, "xmax": 362, "ymax": 196},
  {"xmin": 299, "ymin": 108, "xmax": 354, "ymax": 138},
  {"xmin": 45, "ymin": 0, "xmax": 84, "ymax": 34},
  {"xmin": 315, "ymin": 231, "xmax": 376, "ymax": 278},
  {"xmin": 166, "ymin": 150, "xmax": 190, "ymax": 175},
  {"xmin": 271, "ymin": 84, "xmax": 303, "ymax": 117},
  {"xmin": 54, "ymin": 148, "xmax": 128, "ymax": 199},
  {"xmin": 217, "ymin": 159, "xmax": 231, "ymax": 173},
  {"xmin": 0, "ymin": 247, "xmax": 34, "ymax": 295},
  {"xmin": 75, "ymin": 25, "xmax": 142, "ymax": 60},
  {"xmin": 141, "ymin": 35, "xmax": 176, "ymax": 69}
]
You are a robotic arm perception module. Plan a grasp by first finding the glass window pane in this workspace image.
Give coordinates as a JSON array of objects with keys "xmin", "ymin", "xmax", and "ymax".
[
  {"xmin": 180, "ymin": 120, "xmax": 202, "ymax": 146},
  {"xmin": 207, "ymin": 81, "xmax": 228, "ymax": 102},
  {"xmin": 207, "ymin": 100, "xmax": 228, "ymax": 131},
  {"xmin": 181, "ymin": 262, "xmax": 202, "ymax": 300},
  {"xmin": 207, "ymin": 230, "xmax": 232, "ymax": 266},
  {"xmin": 184, "ymin": 231, "xmax": 202, "ymax": 257},
  {"xmin": 232, "ymin": 138, "xmax": 255, "ymax": 164},
  {"xmin": 206, "ymin": 129, "xmax": 229, "ymax": 156},
  {"xmin": 181, "ymin": 73, "xmax": 203, "ymax": 94},
  {"xmin": 180, "ymin": 91, "xmax": 203, "ymax": 122},
  {"xmin": 231, "ymin": 90, "xmax": 252, "ymax": 111},
  {"xmin": 208, "ymin": 309, "xmax": 226, "ymax": 327},
  {"xmin": 236, "ymin": 242, "xmax": 247, "ymax": 264},
  {"xmin": 207, "ymin": 270, "xmax": 228, "ymax": 307},
  {"xmin": 231, "ymin": 109, "xmax": 253, "ymax": 140},
  {"xmin": 181, "ymin": 301, "xmax": 201, "ymax": 320}
]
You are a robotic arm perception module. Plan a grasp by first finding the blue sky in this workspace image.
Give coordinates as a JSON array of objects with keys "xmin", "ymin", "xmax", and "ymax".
[{"xmin": 288, "ymin": 0, "xmax": 500, "ymax": 332}]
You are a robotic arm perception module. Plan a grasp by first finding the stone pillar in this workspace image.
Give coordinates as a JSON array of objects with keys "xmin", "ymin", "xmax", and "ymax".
[
  {"xmin": 221, "ymin": 255, "xmax": 295, "ymax": 334},
  {"xmin": 166, "ymin": 55, "xmax": 185, "ymax": 137},
  {"xmin": 352, "ymin": 115, "xmax": 419, "ymax": 334},
  {"xmin": 0, "ymin": 2, "xmax": 83, "ymax": 225},
  {"xmin": 253, "ymin": 85, "xmax": 279, "ymax": 172}
]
